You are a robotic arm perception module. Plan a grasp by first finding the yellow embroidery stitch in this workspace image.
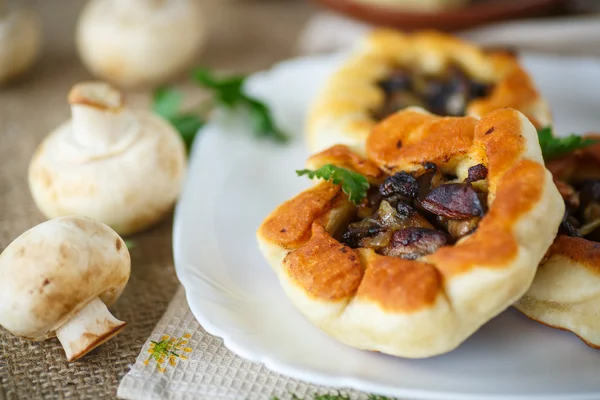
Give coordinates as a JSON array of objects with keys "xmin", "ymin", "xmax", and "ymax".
[{"xmin": 144, "ymin": 333, "xmax": 193, "ymax": 372}]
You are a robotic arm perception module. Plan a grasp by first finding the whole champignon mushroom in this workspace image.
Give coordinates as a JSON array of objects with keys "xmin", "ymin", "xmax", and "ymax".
[
  {"xmin": 0, "ymin": 0, "xmax": 41, "ymax": 84},
  {"xmin": 0, "ymin": 216, "xmax": 131, "ymax": 362},
  {"xmin": 76, "ymin": 0, "xmax": 207, "ymax": 88},
  {"xmin": 28, "ymin": 81, "xmax": 187, "ymax": 235}
]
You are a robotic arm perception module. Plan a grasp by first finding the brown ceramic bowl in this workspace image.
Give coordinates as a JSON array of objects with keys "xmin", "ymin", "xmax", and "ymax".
[{"xmin": 312, "ymin": 0, "xmax": 568, "ymax": 31}]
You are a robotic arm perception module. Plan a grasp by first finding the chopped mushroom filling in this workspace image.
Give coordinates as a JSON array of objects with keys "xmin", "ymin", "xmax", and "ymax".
[
  {"xmin": 342, "ymin": 162, "xmax": 489, "ymax": 260},
  {"xmin": 557, "ymin": 179, "xmax": 600, "ymax": 241},
  {"xmin": 374, "ymin": 66, "xmax": 493, "ymax": 120}
]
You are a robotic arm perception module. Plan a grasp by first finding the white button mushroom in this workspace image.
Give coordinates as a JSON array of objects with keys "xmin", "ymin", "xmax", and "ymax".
[
  {"xmin": 28, "ymin": 81, "xmax": 187, "ymax": 236},
  {"xmin": 76, "ymin": 0, "xmax": 207, "ymax": 88},
  {"xmin": 0, "ymin": 216, "xmax": 131, "ymax": 362},
  {"xmin": 0, "ymin": 0, "xmax": 42, "ymax": 84}
]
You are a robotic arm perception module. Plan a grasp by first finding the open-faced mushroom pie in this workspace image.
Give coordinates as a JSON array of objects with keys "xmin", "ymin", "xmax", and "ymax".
[
  {"xmin": 308, "ymin": 30, "xmax": 551, "ymax": 154},
  {"xmin": 515, "ymin": 136, "xmax": 600, "ymax": 348},
  {"xmin": 258, "ymin": 107, "xmax": 563, "ymax": 358}
]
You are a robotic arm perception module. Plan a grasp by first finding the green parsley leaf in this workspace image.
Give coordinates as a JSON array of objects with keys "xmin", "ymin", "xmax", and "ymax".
[
  {"xmin": 152, "ymin": 87, "xmax": 184, "ymax": 118},
  {"xmin": 243, "ymin": 95, "xmax": 289, "ymax": 143},
  {"xmin": 152, "ymin": 87, "xmax": 205, "ymax": 152},
  {"xmin": 193, "ymin": 67, "xmax": 289, "ymax": 143},
  {"xmin": 124, "ymin": 240, "xmax": 136, "ymax": 250},
  {"xmin": 537, "ymin": 126, "xmax": 597, "ymax": 161},
  {"xmin": 193, "ymin": 68, "xmax": 246, "ymax": 108},
  {"xmin": 296, "ymin": 164, "xmax": 370, "ymax": 205}
]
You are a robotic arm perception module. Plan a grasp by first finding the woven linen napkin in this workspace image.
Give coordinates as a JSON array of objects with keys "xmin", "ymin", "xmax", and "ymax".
[{"xmin": 117, "ymin": 287, "xmax": 383, "ymax": 400}]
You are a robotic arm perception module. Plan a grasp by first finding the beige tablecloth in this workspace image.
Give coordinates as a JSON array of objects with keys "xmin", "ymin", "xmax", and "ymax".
[{"xmin": 0, "ymin": 1, "xmax": 315, "ymax": 398}]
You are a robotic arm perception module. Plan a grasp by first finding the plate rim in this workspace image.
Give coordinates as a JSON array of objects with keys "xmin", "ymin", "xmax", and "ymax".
[{"xmin": 172, "ymin": 53, "xmax": 600, "ymax": 400}]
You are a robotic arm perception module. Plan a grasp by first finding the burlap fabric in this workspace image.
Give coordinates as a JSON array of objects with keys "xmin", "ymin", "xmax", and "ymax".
[{"xmin": 0, "ymin": 1, "xmax": 315, "ymax": 398}]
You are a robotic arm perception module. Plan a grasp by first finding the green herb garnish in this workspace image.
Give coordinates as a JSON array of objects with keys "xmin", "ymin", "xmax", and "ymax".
[
  {"xmin": 193, "ymin": 67, "xmax": 288, "ymax": 143},
  {"xmin": 152, "ymin": 87, "xmax": 205, "ymax": 152},
  {"xmin": 537, "ymin": 126, "xmax": 597, "ymax": 161},
  {"xmin": 152, "ymin": 67, "xmax": 288, "ymax": 152},
  {"xmin": 124, "ymin": 240, "xmax": 136, "ymax": 250},
  {"xmin": 296, "ymin": 164, "xmax": 370, "ymax": 205}
]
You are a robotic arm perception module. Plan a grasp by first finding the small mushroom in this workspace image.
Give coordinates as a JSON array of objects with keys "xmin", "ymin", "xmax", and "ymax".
[
  {"xmin": 76, "ymin": 0, "xmax": 207, "ymax": 88},
  {"xmin": 0, "ymin": 0, "xmax": 41, "ymax": 84},
  {"xmin": 420, "ymin": 183, "xmax": 484, "ymax": 220},
  {"xmin": 381, "ymin": 227, "xmax": 449, "ymax": 259},
  {"xmin": 0, "ymin": 216, "xmax": 130, "ymax": 362},
  {"xmin": 28, "ymin": 82, "xmax": 187, "ymax": 235}
]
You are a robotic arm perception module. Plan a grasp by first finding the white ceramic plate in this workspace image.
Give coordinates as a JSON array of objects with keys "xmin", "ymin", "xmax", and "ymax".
[{"xmin": 173, "ymin": 54, "xmax": 600, "ymax": 399}]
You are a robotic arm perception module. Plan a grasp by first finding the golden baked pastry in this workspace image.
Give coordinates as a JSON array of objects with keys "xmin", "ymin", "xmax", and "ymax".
[
  {"xmin": 515, "ymin": 136, "xmax": 600, "ymax": 348},
  {"xmin": 308, "ymin": 30, "xmax": 551, "ymax": 154},
  {"xmin": 258, "ymin": 107, "xmax": 563, "ymax": 358}
]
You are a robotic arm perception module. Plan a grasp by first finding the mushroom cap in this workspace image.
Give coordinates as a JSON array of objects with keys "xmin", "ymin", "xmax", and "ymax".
[
  {"xmin": 258, "ymin": 108, "xmax": 564, "ymax": 358},
  {"xmin": 0, "ymin": 216, "xmax": 130, "ymax": 341},
  {"xmin": 307, "ymin": 29, "xmax": 552, "ymax": 155},
  {"xmin": 0, "ymin": 6, "xmax": 42, "ymax": 84},
  {"xmin": 76, "ymin": 0, "xmax": 207, "ymax": 88},
  {"xmin": 28, "ymin": 107, "xmax": 187, "ymax": 236}
]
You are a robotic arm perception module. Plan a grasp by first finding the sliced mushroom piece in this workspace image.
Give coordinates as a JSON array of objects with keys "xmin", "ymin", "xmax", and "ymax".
[
  {"xmin": 381, "ymin": 227, "xmax": 450, "ymax": 260},
  {"xmin": 421, "ymin": 183, "xmax": 484, "ymax": 219},
  {"xmin": 469, "ymin": 80, "xmax": 492, "ymax": 99},
  {"xmin": 343, "ymin": 201, "xmax": 434, "ymax": 248},
  {"xmin": 425, "ymin": 67, "xmax": 470, "ymax": 116},
  {"xmin": 578, "ymin": 180, "xmax": 600, "ymax": 223},
  {"xmin": 378, "ymin": 70, "xmax": 411, "ymax": 94},
  {"xmin": 579, "ymin": 218, "xmax": 600, "ymax": 238},
  {"xmin": 554, "ymin": 180, "xmax": 580, "ymax": 211},
  {"xmin": 378, "ymin": 91, "xmax": 426, "ymax": 120},
  {"xmin": 416, "ymin": 163, "xmax": 443, "ymax": 200},
  {"xmin": 380, "ymin": 171, "xmax": 419, "ymax": 199},
  {"xmin": 447, "ymin": 217, "xmax": 480, "ymax": 240},
  {"xmin": 359, "ymin": 230, "xmax": 393, "ymax": 250},
  {"xmin": 558, "ymin": 211, "xmax": 581, "ymax": 238},
  {"xmin": 465, "ymin": 164, "xmax": 488, "ymax": 183},
  {"xmin": 342, "ymin": 219, "xmax": 381, "ymax": 248}
]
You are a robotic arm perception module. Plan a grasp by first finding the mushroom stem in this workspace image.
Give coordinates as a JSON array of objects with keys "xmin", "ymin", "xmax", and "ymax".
[
  {"xmin": 68, "ymin": 82, "xmax": 137, "ymax": 150},
  {"xmin": 55, "ymin": 297, "xmax": 126, "ymax": 362}
]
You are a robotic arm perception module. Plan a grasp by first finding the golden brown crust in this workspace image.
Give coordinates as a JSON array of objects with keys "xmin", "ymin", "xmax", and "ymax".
[
  {"xmin": 308, "ymin": 29, "xmax": 551, "ymax": 154},
  {"xmin": 366, "ymin": 110, "xmax": 476, "ymax": 172},
  {"xmin": 258, "ymin": 182, "xmax": 342, "ymax": 249},
  {"xmin": 307, "ymin": 145, "xmax": 384, "ymax": 181},
  {"xmin": 468, "ymin": 65, "xmax": 543, "ymax": 128},
  {"xmin": 283, "ymin": 223, "xmax": 363, "ymax": 301},
  {"xmin": 548, "ymin": 235, "xmax": 600, "ymax": 274},
  {"xmin": 428, "ymin": 159, "xmax": 544, "ymax": 277},
  {"xmin": 259, "ymin": 107, "xmax": 562, "ymax": 357},
  {"xmin": 357, "ymin": 249, "xmax": 442, "ymax": 312}
]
